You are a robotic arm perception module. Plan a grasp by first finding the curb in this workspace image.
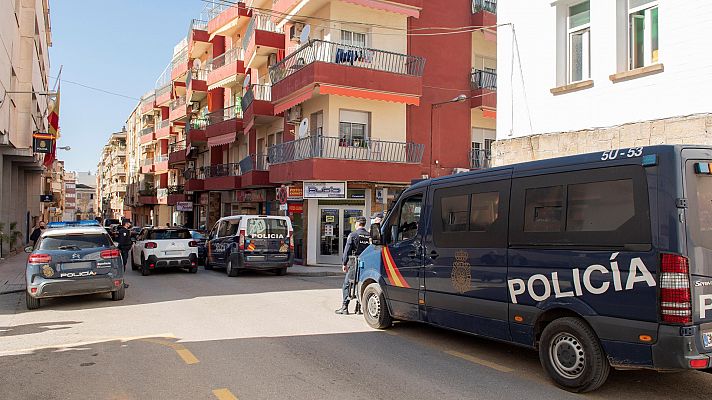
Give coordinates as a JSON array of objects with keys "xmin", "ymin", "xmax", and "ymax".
[{"xmin": 288, "ymin": 271, "xmax": 344, "ymax": 277}]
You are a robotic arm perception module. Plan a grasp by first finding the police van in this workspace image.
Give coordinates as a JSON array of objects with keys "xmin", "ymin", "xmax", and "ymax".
[{"xmin": 357, "ymin": 145, "xmax": 712, "ymax": 392}]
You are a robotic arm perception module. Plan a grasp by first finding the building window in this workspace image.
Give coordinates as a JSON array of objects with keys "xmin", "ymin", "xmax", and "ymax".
[
  {"xmin": 339, "ymin": 110, "xmax": 370, "ymax": 147},
  {"xmin": 341, "ymin": 30, "xmax": 367, "ymax": 48},
  {"xmin": 309, "ymin": 111, "xmax": 323, "ymax": 136},
  {"xmin": 628, "ymin": 0, "xmax": 659, "ymax": 69},
  {"xmin": 567, "ymin": 1, "xmax": 590, "ymax": 83}
]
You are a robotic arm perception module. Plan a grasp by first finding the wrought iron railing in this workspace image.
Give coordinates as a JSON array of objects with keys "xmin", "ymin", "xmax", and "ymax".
[
  {"xmin": 169, "ymin": 141, "xmax": 186, "ymax": 153},
  {"xmin": 472, "ymin": 0, "xmax": 497, "ymax": 14},
  {"xmin": 189, "ymin": 117, "xmax": 208, "ymax": 130},
  {"xmin": 170, "ymin": 96, "xmax": 187, "ymax": 110},
  {"xmin": 207, "ymin": 47, "xmax": 244, "ymax": 70},
  {"xmin": 138, "ymin": 188, "xmax": 157, "ymax": 197},
  {"xmin": 470, "ymin": 148, "xmax": 492, "ymax": 169},
  {"xmin": 155, "ymin": 83, "xmax": 172, "ymax": 97},
  {"xmin": 242, "ymin": 12, "xmax": 282, "ymax": 50},
  {"xmin": 239, "ymin": 154, "xmax": 269, "ymax": 174},
  {"xmin": 168, "ymin": 185, "xmax": 185, "ymax": 195},
  {"xmin": 269, "ymin": 39, "xmax": 426, "ymax": 84},
  {"xmin": 201, "ymin": 0, "xmax": 231, "ymax": 20},
  {"xmin": 156, "ymin": 119, "xmax": 170, "ymax": 130},
  {"xmin": 139, "ymin": 127, "xmax": 154, "ymax": 137},
  {"xmin": 190, "ymin": 19, "xmax": 207, "ymax": 31},
  {"xmin": 203, "ymin": 163, "xmax": 241, "ymax": 178},
  {"xmin": 267, "ymin": 135, "xmax": 424, "ymax": 165},
  {"xmin": 241, "ymin": 84, "xmax": 271, "ymax": 110},
  {"xmin": 206, "ymin": 106, "xmax": 243, "ymax": 126},
  {"xmin": 188, "ymin": 68, "xmax": 209, "ymax": 83},
  {"xmin": 471, "ymin": 69, "xmax": 497, "ymax": 90}
]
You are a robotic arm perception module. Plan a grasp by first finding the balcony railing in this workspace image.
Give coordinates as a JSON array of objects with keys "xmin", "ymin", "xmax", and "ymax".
[
  {"xmin": 156, "ymin": 119, "xmax": 170, "ymax": 130},
  {"xmin": 189, "ymin": 117, "xmax": 209, "ymax": 130},
  {"xmin": 470, "ymin": 148, "xmax": 492, "ymax": 169},
  {"xmin": 188, "ymin": 68, "xmax": 209, "ymax": 82},
  {"xmin": 142, "ymin": 157, "xmax": 154, "ymax": 167},
  {"xmin": 267, "ymin": 135, "xmax": 424, "ymax": 165},
  {"xmin": 170, "ymin": 96, "xmax": 187, "ymax": 110},
  {"xmin": 154, "ymin": 154, "xmax": 169, "ymax": 163},
  {"xmin": 472, "ymin": 0, "xmax": 497, "ymax": 14},
  {"xmin": 242, "ymin": 12, "xmax": 283, "ymax": 50},
  {"xmin": 269, "ymin": 39, "xmax": 426, "ymax": 84},
  {"xmin": 140, "ymin": 127, "xmax": 154, "ymax": 137},
  {"xmin": 156, "ymin": 83, "xmax": 172, "ymax": 97},
  {"xmin": 471, "ymin": 69, "xmax": 497, "ymax": 90},
  {"xmin": 201, "ymin": 1, "xmax": 231, "ymax": 20},
  {"xmin": 241, "ymin": 84, "xmax": 271, "ymax": 110},
  {"xmin": 138, "ymin": 188, "xmax": 157, "ymax": 197},
  {"xmin": 171, "ymin": 47, "xmax": 189, "ymax": 69},
  {"xmin": 207, "ymin": 47, "xmax": 244, "ymax": 70},
  {"xmin": 239, "ymin": 154, "xmax": 269, "ymax": 174},
  {"xmin": 168, "ymin": 185, "xmax": 185, "ymax": 195},
  {"xmin": 190, "ymin": 19, "xmax": 208, "ymax": 32},
  {"xmin": 169, "ymin": 140, "xmax": 187, "ymax": 153},
  {"xmin": 141, "ymin": 94, "xmax": 155, "ymax": 107},
  {"xmin": 203, "ymin": 163, "xmax": 241, "ymax": 178},
  {"xmin": 206, "ymin": 105, "xmax": 243, "ymax": 126}
]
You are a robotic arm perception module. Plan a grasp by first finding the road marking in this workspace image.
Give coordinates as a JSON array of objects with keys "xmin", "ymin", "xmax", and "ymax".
[
  {"xmin": 140, "ymin": 338, "xmax": 200, "ymax": 365},
  {"xmin": 212, "ymin": 388, "xmax": 239, "ymax": 400},
  {"xmin": 176, "ymin": 348, "xmax": 200, "ymax": 365},
  {"xmin": 445, "ymin": 350, "xmax": 514, "ymax": 373}
]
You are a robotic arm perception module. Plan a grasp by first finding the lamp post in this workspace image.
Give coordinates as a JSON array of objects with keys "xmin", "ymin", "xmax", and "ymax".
[
  {"xmin": 57, "ymin": 146, "xmax": 71, "ymax": 151},
  {"xmin": 429, "ymin": 94, "xmax": 469, "ymax": 177}
]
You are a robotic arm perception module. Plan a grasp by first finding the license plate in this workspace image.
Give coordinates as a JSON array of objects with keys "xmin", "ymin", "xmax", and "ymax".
[
  {"xmin": 703, "ymin": 332, "xmax": 712, "ymax": 348},
  {"xmin": 165, "ymin": 250, "xmax": 183, "ymax": 256},
  {"xmin": 61, "ymin": 261, "xmax": 93, "ymax": 271}
]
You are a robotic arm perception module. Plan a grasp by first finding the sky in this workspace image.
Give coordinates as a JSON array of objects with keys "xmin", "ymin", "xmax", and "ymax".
[{"xmin": 49, "ymin": 0, "xmax": 204, "ymax": 173}]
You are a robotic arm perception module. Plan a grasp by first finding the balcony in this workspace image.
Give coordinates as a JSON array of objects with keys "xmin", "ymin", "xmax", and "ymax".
[
  {"xmin": 470, "ymin": 69, "xmax": 497, "ymax": 110},
  {"xmin": 187, "ymin": 68, "xmax": 208, "ymax": 102},
  {"xmin": 155, "ymin": 83, "xmax": 172, "ymax": 106},
  {"xmin": 267, "ymin": 135, "xmax": 424, "ymax": 183},
  {"xmin": 269, "ymin": 40, "xmax": 425, "ymax": 108},
  {"xmin": 155, "ymin": 119, "xmax": 172, "ymax": 140},
  {"xmin": 206, "ymin": 106, "xmax": 243, "ymax": 144},
  {"xmin": 470, "ymin": 148, "xmax": 492, "ymax": 170},
  {"xmin": 167, "ymin": 185, "xmax": 188, "ymax": 205},
  {"xmin": 242, "ymin": 12, "xmax": 284, "ymax": 69},
  {"xmin": 138, "ymin": 188, "xmax": 159, "ymax": 205},
  {"xmin": 189, "ymin": 19, "xmax": 210, "ymax": 59},
  {"xmin": 140, "ymin": 94, "xmax": 156, "ymax": 115},
  {"xmin": 183, "ymin": 168, "xmax": 205, "ymax": 192},
  {"xmin": 139, "ymin": 127, "xmax": 155, "ymax": 145},
  {"xmin": 207, "ymin": 48, "xmax": 245, "ymax": 89},
  {"xmin": 238, "ymin": 154, "xmax": 271, "ymax": 188},
  {"xmin": 206, "ymin": 1, "xmax": 249, "ymax": 37},
  {"xmin": 171, "ymin": 48, "xmax": 189, "ymax": 82},
  {"xmin": 169, "ymin": 96, "xmax": 188, "ymax": 121},
  {"xmin": 472, "ymin": 0, "xmax": 497, "ymax": 27},
  {"xmin": 168, "ymin": 141, "xmax": 188, "ymax": 166},
  {"xmin": 241, "ymin": 84, "xmax": 273, "ymax": 131},
  {"xmin": 154, "ymin": 154, "xmax": 169, "ymax": 174},
  {"xmin": 186, "ymin": 118, "xmax": 208, "ymax": 146},
  {"xmin": 204, "ymin": 163, "xmax": 242, "ymax": 191},
  {"xmin": 141, "ymin": 157, "xmax": 154, "ymax": 174}
]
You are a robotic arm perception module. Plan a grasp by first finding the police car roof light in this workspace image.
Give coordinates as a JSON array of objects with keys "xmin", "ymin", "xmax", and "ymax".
[{"xmin": 47, "ymin": 220, "xmax": 101, "ymax": 228}]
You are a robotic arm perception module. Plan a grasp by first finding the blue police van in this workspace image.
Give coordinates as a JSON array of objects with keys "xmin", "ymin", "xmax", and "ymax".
[{"xmin": 357, "ymin": 145, "xmax": 712, "ymax": 392}]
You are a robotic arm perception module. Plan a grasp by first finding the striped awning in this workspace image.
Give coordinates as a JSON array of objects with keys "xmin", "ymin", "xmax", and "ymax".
[{"xmin": 207, "ymin": 132, "xmax": 236, "ymax": 147}]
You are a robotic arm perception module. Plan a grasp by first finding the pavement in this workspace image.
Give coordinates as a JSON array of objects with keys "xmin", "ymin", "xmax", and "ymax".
[{"xmin": 0, "ymin": 253, "xmax": 26, "ymax": 295}]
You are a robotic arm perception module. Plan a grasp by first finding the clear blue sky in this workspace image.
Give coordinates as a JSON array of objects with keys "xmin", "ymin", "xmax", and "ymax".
[{"xmin": 49, "ymin": 0, "xmax": 202, "ymax": 173}]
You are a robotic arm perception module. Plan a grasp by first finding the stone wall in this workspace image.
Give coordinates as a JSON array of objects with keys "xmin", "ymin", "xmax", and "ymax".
[{"xmin": 492, "ymin": 113, "xmax": 712, "ymax": 167}]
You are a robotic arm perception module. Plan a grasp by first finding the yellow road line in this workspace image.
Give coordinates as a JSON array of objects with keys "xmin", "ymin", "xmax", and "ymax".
[
  {"xmin": 445, "ymin": 350, "xmax": 513, "ymax": 373},
  {"xmin": 176, "ymin": 348, "xmax": 200, "ymax": 365},
  {"xmin": 140, "ymin": 338, "xmax": 200, "ymax": 365},
  {"xmin": 212, "ymin": 388, "xmax": 239, "ymax": 400}
]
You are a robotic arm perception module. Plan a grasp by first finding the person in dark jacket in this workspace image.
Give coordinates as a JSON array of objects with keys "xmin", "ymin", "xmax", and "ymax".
[
  {"xmin": 335, "ymin": 216, "xmax": 370, "ymax": 315},
  {"xmin": 116, "ymin": 221, "xmax": 133, "ymax": 288},
  {"xmin": 29, "ymin": 221, "xmax": 46, "ymax": 245}
]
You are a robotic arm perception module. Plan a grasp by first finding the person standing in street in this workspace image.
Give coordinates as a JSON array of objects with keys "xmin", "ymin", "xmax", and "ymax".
[
  {"xmin": 335, "ymin": 216, "xmax": 371, "ymax": 315},
  {"xmin": 29, "ymin": 221, "xmax": 46, "ymax": 246},
  {"xmin": 116, "ymin": 220, "xmax": 133, "ymax": 288}
]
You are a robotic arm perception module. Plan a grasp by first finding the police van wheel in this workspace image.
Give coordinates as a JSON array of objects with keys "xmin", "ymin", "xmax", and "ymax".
[
  {"xmin": 539, "ymin": 317, "xmax": 610, "ymax": 393},
  {"xmin": 112, "ymin": 285, "xmax": 125, "ymax": 301},
  {"xmin": 204, "ymin": 261, "xmax": 213, "ymax": 270},
  {"xmin": 25, "ymin": 292, "xmax": 40, "ymax": 310},
  {"xmin": 226, "ymin": 260, "xmax": 238, "ymax": 277},
  {"xmin": 362, "ymin": 283, "xmax": 392, "ymax": 329}
]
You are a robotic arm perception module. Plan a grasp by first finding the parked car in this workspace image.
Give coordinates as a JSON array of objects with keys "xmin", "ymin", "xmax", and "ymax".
[
  {"xmin": 206, "ymin": 215, "xmax": 293, "ymax": 277},
  {"xmin": 189, "ymin": 230, "xmax": 207, "ymax": 265},
  {"xmin": 130, "ymin": 227, "xmax": 198, "ymax": 275},
  {"xmin": 24, "ymin": 221, "xmax": 125, "ymax": 310}
]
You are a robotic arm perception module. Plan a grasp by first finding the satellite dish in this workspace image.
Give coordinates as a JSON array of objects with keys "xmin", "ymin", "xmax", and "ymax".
[
  {"xmin": 299, "ymin": 24, "xmax": 311, "ymax": 45},
  {"xmin": 243, "ymin": 74, "xmax": 251, "ymax": 89},
  {"xmin": 298, "ymin": 118, "xmax": 309, "ymax": 138}
]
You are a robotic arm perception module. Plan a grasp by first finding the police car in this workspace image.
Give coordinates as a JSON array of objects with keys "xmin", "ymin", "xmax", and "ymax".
[
  {"xmin": 357, "ymin": 145, "xmax": 712, "ymax": 392},
  {"xmin": 24, "ymin": 220, "xmax": 125, "ymax": 310}
]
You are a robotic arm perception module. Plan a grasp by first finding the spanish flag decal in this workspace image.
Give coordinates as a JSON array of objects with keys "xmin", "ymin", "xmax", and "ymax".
[{"xmin": 382, "ymin": 247, "xmax": 411, "ymax": 288}]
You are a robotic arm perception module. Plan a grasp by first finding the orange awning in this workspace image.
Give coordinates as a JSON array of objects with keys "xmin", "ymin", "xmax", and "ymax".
[
  {"xmin": 273, "ymin": 89, "xmax": 314, "ymax": 115},
  {"xmin": 318, "ymin": 84, "xmax": 420, "ymax": 106},
  {"xmin": 208, "ymin": 132, "xmax": 236, "ymax": 147}
]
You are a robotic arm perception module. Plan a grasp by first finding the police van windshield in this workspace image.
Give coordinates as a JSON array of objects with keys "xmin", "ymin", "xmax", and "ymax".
[
  {"xmin": 39, "ymin": 234, "xmax": 113, "ymax": 250},
  {"xmin": 246, "ymin": 218, "xmax": 288, "ymax": 238},
  {"xmin": 686, "ymin": 161, "xmax": 712, "ymax": 250}
]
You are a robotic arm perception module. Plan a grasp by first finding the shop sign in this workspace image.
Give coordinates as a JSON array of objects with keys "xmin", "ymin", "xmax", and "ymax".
[
  {"xmin": 33, "ymin": 137, "xmax": 53, "ymax": 154},
  {"xmin": 288, "ymin": 185, "xmax": 303, "ymax": 200},
  {"xmin": 303, "ymin": 182, "xmax": 346, "ymax": 199},
  {"xmin": 279, "ymin": 203, "xmax": 288, "ymax": 211},
  {"xmin": 276, "ymin": 187, "xmax": 288, "ymax": 204},
  {"xmin": 176, "ymin": 202, "xmax": 193, "ymax": 212},
  {"xmin": 40, "ymin": 194, "xmax": 54, "ymax": 202},
  {"xmin": 375, "ymin": 188, "xmax": 386, "ymax": 204},
  {"xmin": 288, "ymin": 203, "xmax": 303, "ymax": 214},
  {"xmin": 348, "ymin": 189, "xmax": 366, "ymax": 199},
  {"xmin": 235, "ymin": 189, "xmax": 266, "ymax": 203}
]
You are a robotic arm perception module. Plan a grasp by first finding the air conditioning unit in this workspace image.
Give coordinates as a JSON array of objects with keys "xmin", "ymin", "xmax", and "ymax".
[
  {"xmin": 287, "ymin": 105, "xmax": 302, "ymax": 123},
  {"xmin": 289, "ymin": 23, "xmax": 305, "ymax": 41}
]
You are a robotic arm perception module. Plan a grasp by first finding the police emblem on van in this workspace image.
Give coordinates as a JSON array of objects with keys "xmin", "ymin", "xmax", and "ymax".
[
  {"xmin": 253, "ymin": 233, "xmax": 285, "ymax": 239},
  {"xmin": 451, "ymin": 250, "xmax": 472, "ymax": 294}
]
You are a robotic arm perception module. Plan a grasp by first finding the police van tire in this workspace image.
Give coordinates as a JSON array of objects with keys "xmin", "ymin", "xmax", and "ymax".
[
  {"xmin": 204, "ymin": 261, "xmax": 213, "ymax": 270},
  {"xmin": 25, "ymin": 292, "xmax": 40, "ymax": 310},
  {"xmin": 112, "ymin": 285, "xmax": 125, "ymax": 301},
  {"xmin": 362, "ymin": 283, "xmax": 392, "ymax": 329},
  {"xmin": 539, "ymin": 317, "xmax": 610, "ymax": 393},
  {"xmin": 226, "ymin": 259, "xmax": 238, "ymax": 277}
]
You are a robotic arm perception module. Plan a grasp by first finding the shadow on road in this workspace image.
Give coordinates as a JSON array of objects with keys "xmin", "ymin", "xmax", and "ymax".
[{"xmin": 0, "ymin": 321, "xmax": 81, "ymax": 337}]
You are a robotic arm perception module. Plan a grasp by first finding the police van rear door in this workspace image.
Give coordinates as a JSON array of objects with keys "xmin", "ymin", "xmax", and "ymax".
[
  {"xmin": 681, "ymin": 148, "xmax": 712, "ymax": 334},
  {"xmin": 244, "ymin": 217, "xmax": 290, "ymax": 255}
]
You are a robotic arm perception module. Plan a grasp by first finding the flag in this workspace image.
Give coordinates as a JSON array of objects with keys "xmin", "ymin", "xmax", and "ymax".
[{"xmin": 43, "ymin": 86, "xmax": 60, "ymax": 167}]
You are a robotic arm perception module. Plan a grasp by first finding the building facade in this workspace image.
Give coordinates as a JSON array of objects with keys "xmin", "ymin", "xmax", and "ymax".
[
  {"xmin": 0, "ymin": 0, "xmax": 52, "ymax": 239},
  {"xmin": 125, "ymin": 0, "xmax": 497, "ymax": 264},
  {"xmin": 96, "ymin": 130, "xmax": 128, "ymax": 220},
  {"xmin": 495, "ymin": 0, "xmax": 712, "ymax": 164},
  {"xmin": 62, "ymin": 171, "xmax": 76, "ymax": 220}
]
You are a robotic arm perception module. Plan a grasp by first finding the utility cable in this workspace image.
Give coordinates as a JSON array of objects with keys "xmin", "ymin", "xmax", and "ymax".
[{"xmin": 47, "ymin": 75, "xmax": 140, "ymax": 101}]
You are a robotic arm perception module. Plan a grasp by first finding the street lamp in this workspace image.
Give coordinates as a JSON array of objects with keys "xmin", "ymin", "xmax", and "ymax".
[
  {"xmin": 429, "ymin": 94, "xmax": 469, "ymax": 177},
  {"xmin": 57, "ymin": 146, "xmax": 71, "ymax": 151}
]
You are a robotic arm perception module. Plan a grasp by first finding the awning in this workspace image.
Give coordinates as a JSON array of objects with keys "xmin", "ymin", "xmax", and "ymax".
[
  {"xmin": 341, "ymin": 0, "xmax": 420, "ymax": 18},
  {"xmin": 208, "ymin": 74, "xmax": 239, "ymax": 91},
  {"xmin": 318, "ymin": 84, "xmax": 420, "ymax": 106},
  {"xmin": 208, "ymin": 132, "xmax": 237, "ymax": 147},
  {"xmin": 273, "ymin": 89, "xmax": 314, "ymax": 115}
]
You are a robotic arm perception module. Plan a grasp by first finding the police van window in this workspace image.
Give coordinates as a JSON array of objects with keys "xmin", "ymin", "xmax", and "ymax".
[
  {"xmin": 566, "ymin": 179, "xmax": 635, "ymax": 231},
  {"xmin": 398, "ymin": 195, "xmax": 423, "ymax": 241},
  {"xmin": 470, "ymin": 192, "xmax": 500, "ymax": 231},
  {"xmin": 217, "ymin": 221, "xmax": 230, "ymax": 238},
  {"xmin": 685, "ymin": 161, "xmax": 712, "ymax": 250},
  {"xmin": 441, "ymin": 195, "xmax": 469, "ymax": 232},
  {"xmin": 524, "ymin": 186, "xmax": 564, "ymax": 232}
]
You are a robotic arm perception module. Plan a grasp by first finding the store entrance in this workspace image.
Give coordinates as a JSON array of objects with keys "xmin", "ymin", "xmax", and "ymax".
[{"xmin": 317, "ymin": 206, "xmax": 364, "ymax": 265}]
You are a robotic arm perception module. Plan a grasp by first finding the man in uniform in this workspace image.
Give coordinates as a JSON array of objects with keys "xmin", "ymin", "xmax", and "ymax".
[
  {"xmin": 335, "ymin": 216, "xmax": 371, "ymax": 315},
  {"xmin": 116, "ymin": 220, "xmax": 133, "ymax": 288}
]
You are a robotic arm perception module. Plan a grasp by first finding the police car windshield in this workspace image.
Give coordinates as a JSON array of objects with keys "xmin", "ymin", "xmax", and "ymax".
[
  {"xmin": 246, "ymin": 218, "xmax": 288, "ymax": 237},
  {"xmin": 147, "ymin": 229, "xmax": 191, "ymax": 240},
  {"xmin": 39, "ymin": 234, "xmax": 113, "ymax": 250}
]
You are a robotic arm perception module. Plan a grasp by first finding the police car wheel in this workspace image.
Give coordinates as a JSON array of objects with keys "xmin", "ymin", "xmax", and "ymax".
[
  {"xmin": 25, "ymin": 292, "xmax": 40, "ymax": 310},
  {"xmin": 362, "ymin": 283, "xmax": 392, "ymax": 329},
  {"xmin": 226, "ymin": 260, "xmax": 238, "ymax": 277},
  {"xmin": 539, "ymin": 317, "xmax": 610, "ymax": 393},
  {"xmin": 112, "ymin": 285, "xmax": 125, "ymax": 301}
]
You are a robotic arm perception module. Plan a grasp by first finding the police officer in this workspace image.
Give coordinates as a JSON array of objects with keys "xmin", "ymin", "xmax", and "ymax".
[
  {"xmin": 116, "ymin": 220, "xmax": 133, "ymax": 288},
  {"xmin": 335, "ymin": 216, "xmax": 370, "ymax": 315}
]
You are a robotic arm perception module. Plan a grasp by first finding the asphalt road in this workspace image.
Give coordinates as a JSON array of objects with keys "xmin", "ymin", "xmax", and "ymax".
[{"xmin": 1, "ymin": 266, "xmax": 712, "ymax": 399}]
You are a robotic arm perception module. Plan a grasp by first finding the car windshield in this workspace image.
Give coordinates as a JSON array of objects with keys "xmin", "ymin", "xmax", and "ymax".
[
  {"xmin": 246, "ymin": 218, "xmax": 288, "ymax": 237},
  {"xmin": 39, "ymin": 234, "xmax": 113, "ymax": 250},
  {"xmin": 147, "ymin": 229, "xmax": 191, "ymax": 240},
  {"xmin": 190, "ymin": 231, "xmax": 206, "ymax": 240}
]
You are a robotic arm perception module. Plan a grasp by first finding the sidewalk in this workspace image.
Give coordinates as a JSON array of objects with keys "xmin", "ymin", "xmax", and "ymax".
[
  {"xmin": 0, "ymin": 253, "xmax": 27, "ymax": 295},
  {"xmin": 288, "ymin": 264, "xmax": 344, "ymax": 277}
]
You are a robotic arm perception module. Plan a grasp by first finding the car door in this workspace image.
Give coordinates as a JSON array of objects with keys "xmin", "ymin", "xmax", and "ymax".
[
  {"xmin": 132, "ymin": 229, "xmax": 147, "ymax": 264},
  {"xmin": 380, "ymin": 189, "xmax": 426, "ymax": 321},
  {"xmin": 423, "ymin": 175, "xmax": 511, "ymax": 340},
  {"xmin": 207, "ymin": 221, "xmax": 221, "ymax": 266}
]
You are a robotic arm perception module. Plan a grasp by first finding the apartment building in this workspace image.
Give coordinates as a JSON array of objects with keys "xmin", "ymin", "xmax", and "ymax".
[
  {"xmin": 129, "ymin": 0, "xmax": 497, "ymax": 264},
  {"xmin": 41, "ymin": 159, "xmax": 65, "ymax": 222},
  {"xmin": 0, "ymin": 0, "xmax": 52, "ymax": 238},
  {"xmin": 495, "ymin": 0, "xmax": 712, "ymax": 164},
  {"xmin": 74, "ymin": 171, "xmax": 96, "ymax": 220},
  {"xmin": 62, "ymin": 171, "xmax": 76, "ymax": 220},
  {"xmin": 96, "ymin": 130, "xmax": 128, "ymax": 220}
]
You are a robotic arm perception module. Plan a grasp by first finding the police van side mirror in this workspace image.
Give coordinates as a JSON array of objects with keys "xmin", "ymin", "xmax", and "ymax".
[
  {"xmin": 370, "ymin": 223, "xmax": 382, "ymax": 245},
  {"xmin": 24, "ymin": 245, "xmax": 33, "ymax": 253}
]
